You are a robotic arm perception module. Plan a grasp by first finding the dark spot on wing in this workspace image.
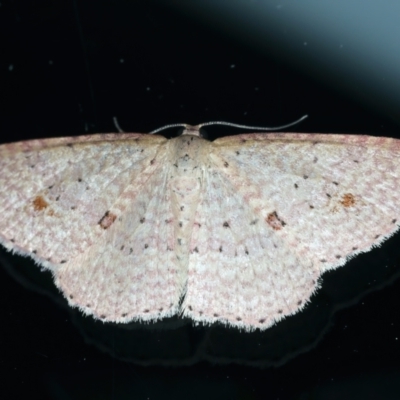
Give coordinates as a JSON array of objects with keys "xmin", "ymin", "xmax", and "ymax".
[
  {"xmin": 99, "ymin": 211, "xmax": 117, "ymax": 229},
  {"xmin": 223, "ymin": 221, "xmax": 230, "ymax": 228},
  {"xmin": 32, "ymin": 195, "xmax": 49, "ymax": 211},
  {"xmin": 339, "ymin": 193, "xmax": 356, "ymax": 208},
  {"xmin": 266, "ymin": 211, "xmax": 286, "ymax": 231}
]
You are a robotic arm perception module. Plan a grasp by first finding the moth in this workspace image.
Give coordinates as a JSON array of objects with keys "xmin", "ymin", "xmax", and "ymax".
[{"xmin": 1, "ymin": 119, "xmax": 399, "ymax": 331}]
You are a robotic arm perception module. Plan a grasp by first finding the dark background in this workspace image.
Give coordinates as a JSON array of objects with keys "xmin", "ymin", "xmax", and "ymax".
[{"xmin": 1, "ymin": 1, "xmax": 400, "ymax": 399}]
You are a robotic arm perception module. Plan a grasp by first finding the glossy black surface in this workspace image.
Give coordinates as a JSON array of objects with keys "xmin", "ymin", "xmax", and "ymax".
[{"xmin": 1, "ymin": 2, "xmax": 400, "ymax": 399}]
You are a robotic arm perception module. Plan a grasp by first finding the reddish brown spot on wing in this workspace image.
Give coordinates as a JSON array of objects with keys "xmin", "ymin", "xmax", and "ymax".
[
  {"xmin": 340, "ymin": 193, "xmax": 356, "ymax": 207},
  {"xmin": 266, "ymin": 211, "xmax": 286, "ymax": 231},
  {"xmin": 32, "ymin": 195, "xmax": 49, "ymax": 211},
  {"xmin": 98, "ymin": 211, "xmax": 117, "ymax": 229}
]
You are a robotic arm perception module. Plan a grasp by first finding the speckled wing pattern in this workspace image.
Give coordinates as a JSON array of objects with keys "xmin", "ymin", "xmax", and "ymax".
[
  {"xmin": 184, "ymin": 133, "xmax": 400, "ymax": 330},
  {"xmin": 0, "ymin": 129, "xmax": 399, "ymax": 331},
  {"xmin": 0, "ymin": 133, "xmax": 186, "ymax": 322}
]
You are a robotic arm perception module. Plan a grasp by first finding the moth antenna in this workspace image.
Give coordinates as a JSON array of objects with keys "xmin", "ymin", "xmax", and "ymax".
[
  {"xmin": 113, "ymin": 116, "xmax": 124, "ymax": 133},
  {"xmin": 150, "ymin": 123, "xmax": 188, "ymax": 134},
  {"xmin": 150, "ymin": 115, "xmax": 308, "ymax": 135},
  {"xmin": 198, "ymin": 115, "xmax": 308, "ymax": 131}
]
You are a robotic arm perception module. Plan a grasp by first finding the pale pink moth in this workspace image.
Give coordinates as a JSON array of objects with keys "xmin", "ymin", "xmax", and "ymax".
[{"xmin": 0, "ymin": 122, "xmax": 399, "ymax": 331}]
